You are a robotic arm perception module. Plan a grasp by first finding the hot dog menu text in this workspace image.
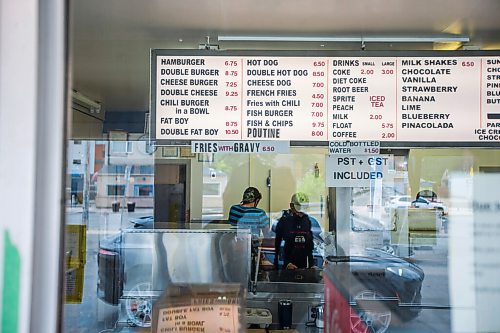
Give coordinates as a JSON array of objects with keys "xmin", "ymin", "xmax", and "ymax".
[{"xmin": 152, "ymin": 53, "xmax": 500, "ymax": 142}]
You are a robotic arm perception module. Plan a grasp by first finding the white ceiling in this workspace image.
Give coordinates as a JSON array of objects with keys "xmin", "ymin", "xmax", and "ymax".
[{"xmin": 70, "ymin": 0, "xmax": 500, "ymax": 113}]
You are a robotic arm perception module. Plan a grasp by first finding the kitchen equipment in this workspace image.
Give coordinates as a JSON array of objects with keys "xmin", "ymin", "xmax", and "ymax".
[
  {"xmin": 246, "ymin": 308, "xmax": 272, "ymax": 328},
  {"xmin": 311, "ymin": 304, "xmax": 325, "ymax": 328},
  {"xmin": 278, "ymin": 299, "xmax": 293, "ymax": 329},
  {"xmin": 315, "ymin": 304, "xmax": 324, "ymax": 328}
]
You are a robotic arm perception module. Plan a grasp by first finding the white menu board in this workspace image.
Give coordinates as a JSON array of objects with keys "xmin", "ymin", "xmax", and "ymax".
[{"xmin": 151, "ymin": 51, "xmax": 500, "ymax": 144}]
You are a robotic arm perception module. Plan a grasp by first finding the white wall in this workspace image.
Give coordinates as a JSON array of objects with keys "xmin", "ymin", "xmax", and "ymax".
[{"xmin": 0, "ymin": 0, "xmax": 66, "ymax": 332}]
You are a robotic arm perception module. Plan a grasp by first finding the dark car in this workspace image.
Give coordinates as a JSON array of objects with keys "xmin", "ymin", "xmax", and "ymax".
[
  {"xmin": 325, "ymin": 248, "xmax": 424, "ymax": 333},
  {"xmin": 97, "ymin": 216, "xmax": 158, "ymax": 327}
]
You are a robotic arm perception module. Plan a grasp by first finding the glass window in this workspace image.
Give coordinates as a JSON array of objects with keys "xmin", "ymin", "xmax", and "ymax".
[
  {"xmin": 203, "ymin": 183, "xmax": 221, "ymax": 196},
  {"xmin": 110, "ymin": 141, "xmax": 133, "ymax": 154},
  {"xmin": 134, "ymin": 184, "xmax": 154, "ymax": 197},
  {"xmin": 107, "ymin": 184, "xmax": 125, "ymax": 196},
  {"xmin": 106, "ymin": 164, "xmax": 126, "ymax": 174},
  {"xmin": 139, "ymin": 165, "xmax": 154, "ymax": 174},
  {"xmin": 63, "ymin": 142, "xmax": 500, "ymax": 332},
  {"xmin": 59, "ymin": 2, "xmax": 500, "ymax": 331}
]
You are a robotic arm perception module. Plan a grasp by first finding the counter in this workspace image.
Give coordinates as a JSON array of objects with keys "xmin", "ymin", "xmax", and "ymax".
[{"xmin": 247, "ymin": 268, "xmax": 325, "ymax": 331}]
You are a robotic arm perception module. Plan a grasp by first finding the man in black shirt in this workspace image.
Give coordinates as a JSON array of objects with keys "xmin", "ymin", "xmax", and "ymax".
[{"xmin": 274, "ymin": 192, "xmax": 314, "ymax": 270}]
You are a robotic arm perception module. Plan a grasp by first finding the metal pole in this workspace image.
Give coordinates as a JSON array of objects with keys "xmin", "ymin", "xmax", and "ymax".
[
  {"xmin": 82, "ymin": 141, "xmax": 90, "ymax": 225},
  {"xmin": 267, "ymin": 169, "xmax": 271, "ymax": 219}
]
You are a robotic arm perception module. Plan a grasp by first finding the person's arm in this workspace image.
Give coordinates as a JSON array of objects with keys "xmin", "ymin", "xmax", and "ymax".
[{"xmin": 258, "ymin": 211, "xmax": 271, "ymax": 237}]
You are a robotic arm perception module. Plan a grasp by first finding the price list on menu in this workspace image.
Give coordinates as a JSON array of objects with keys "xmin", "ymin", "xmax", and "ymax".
[
  {"xmin": 152, "ymin": 52, "xmax": 500, "ymax": 143},
  {"xmin": 243, "ymin": 57, "xmax": 328, "ymax": 140},
  {"xmin": 330, "ymin": 57, "xmax": 398, "ymax": 141}
]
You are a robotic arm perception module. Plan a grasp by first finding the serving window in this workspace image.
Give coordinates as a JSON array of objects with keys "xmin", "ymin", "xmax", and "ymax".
[{"xmin": 62, "ymin": 137, "xmax": 500, "ymax": 332}]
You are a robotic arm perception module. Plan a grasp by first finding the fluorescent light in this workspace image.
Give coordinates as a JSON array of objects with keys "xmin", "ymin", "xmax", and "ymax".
[
  {"xmin": 219, "ymin": 36, "xmax": 359, "ymax": 42},
  {"xmin": 218, "ymin": 34, "xmax": 470, "ymax": 43}
]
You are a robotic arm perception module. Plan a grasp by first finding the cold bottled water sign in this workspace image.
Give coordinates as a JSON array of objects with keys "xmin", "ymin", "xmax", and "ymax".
[{"xmin": 328, "ymin": 140, "xmax": 380, "ymax": 155}]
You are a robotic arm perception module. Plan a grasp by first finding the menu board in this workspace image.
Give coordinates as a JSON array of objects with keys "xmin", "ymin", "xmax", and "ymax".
[{"xmin": 151, "ymin": 51, "xmax": 500, "ymax": 143}]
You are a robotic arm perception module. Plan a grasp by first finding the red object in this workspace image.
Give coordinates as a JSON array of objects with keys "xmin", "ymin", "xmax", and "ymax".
[{"xmin": 324, "ymin": 266, "xmax": 367, "ymax": 333}]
